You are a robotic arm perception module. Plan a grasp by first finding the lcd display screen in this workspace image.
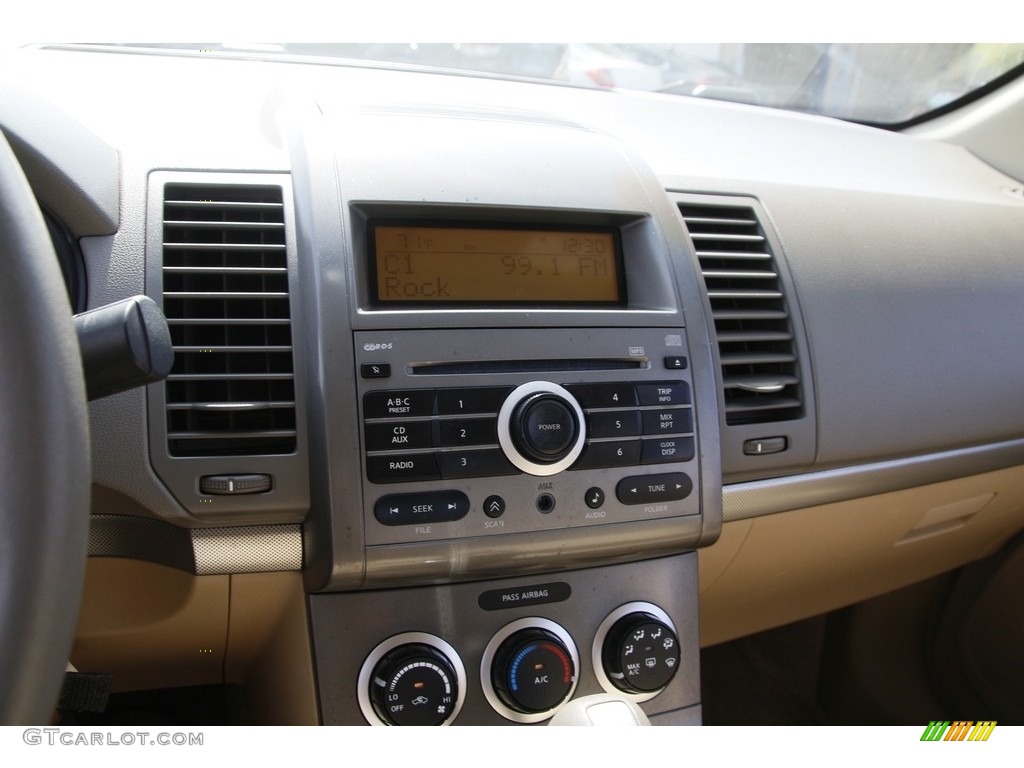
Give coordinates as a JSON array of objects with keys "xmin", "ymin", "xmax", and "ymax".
[{"xmin": 371, "ymin": 224, "xmax": 624, "ymax": 305}]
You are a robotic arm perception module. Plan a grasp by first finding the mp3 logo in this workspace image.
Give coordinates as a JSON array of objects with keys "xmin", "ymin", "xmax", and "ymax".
[{"xmin": 920, "ymin": 721, "xmax": 997, "ymax": 741}]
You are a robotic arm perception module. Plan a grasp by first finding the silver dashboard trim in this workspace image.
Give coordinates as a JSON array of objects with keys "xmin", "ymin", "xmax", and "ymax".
[
  {"xmin": 88, "ymin": 514, "xmax": 302, "ymax": 575},
  {"xmin": 723, "ymin": 438, "xmax": 1024, "ymax": 522}
]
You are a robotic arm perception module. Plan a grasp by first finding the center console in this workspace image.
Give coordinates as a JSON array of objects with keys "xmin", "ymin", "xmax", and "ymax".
[{"xmin": 290, "ymin": 104, "xmax": 722, "ymax": 724}]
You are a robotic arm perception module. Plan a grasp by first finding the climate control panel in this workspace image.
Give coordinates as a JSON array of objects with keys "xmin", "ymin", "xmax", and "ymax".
[{"xmin": 313, "ymin": 553, "xmax": 700, "ymax": 725}]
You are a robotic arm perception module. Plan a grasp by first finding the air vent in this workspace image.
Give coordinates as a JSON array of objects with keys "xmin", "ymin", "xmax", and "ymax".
[
  {"xmin": 162, "ymin": 184, "xmax": 296, "ymax": 457},
  {"xmin": 680, "ymin": 203, "xmax": 803, "ymax": 426}
]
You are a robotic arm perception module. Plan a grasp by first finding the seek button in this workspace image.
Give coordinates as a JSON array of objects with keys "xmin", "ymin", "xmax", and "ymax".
[{"xmin": 374, "ymin": 491, "xmax": 470, "ymax": 526}]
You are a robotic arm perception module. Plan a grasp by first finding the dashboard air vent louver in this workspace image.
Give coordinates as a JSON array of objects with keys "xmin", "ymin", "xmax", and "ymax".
[
  {"xmin": 680, "ymin": 203, "xmax": 803, "ymax": 426},
  {"xmin": 162, "ymin": 184, "xmax": 296, "ymax": 457}
]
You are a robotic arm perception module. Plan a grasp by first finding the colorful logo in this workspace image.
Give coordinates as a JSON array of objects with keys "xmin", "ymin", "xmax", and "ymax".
[{"xmin": 920, "ymin": 721, "xmax": 997, "ymax": 741}]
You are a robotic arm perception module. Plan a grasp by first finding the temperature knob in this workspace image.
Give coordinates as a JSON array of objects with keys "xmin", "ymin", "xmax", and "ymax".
[
  {"xmin": 368, "ymin": 643, "xmax": 460, "ymax": 726},
  {"xmin": 491, "ymin": 628, "xmax": 576, "ymax": 715}
]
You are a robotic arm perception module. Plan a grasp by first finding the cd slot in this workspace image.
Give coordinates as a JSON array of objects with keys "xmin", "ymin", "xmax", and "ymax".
[{"xmin": 409, "ymin": 358, "xmax": 648, "ymax": 376}]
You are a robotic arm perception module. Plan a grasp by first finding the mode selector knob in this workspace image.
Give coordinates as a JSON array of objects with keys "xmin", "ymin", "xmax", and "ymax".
[
  {"xmin": 498, "ymin": 382, "xmax": 586, "ymax": 476},
  {"xmin": 602, "ymin": 613, "xmax": 679, "ymax": 694}
]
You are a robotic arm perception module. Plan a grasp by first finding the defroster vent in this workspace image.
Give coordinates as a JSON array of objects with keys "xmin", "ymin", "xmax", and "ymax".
[
  {"xmin": 162, "ymin": 184, "xmax": 297, "ymax": 457},
  {"xmin": 680, "ymin": 203, "xmax": 803, "ymax": 426}
]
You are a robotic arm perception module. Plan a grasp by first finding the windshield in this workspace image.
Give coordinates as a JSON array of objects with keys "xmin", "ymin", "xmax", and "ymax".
[{"xmin": 123, "ymin": 42, "xmax": 1024, "ymax": 125}]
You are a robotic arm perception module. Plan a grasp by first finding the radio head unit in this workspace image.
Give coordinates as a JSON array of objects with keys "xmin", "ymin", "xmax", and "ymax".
[
  {"xmin": 354, "ymin": 327, "xmax": 703, "ymax": 553},
  {"xmin": 295, "ymin": 108, "xmax": 722, "ymax": 591}
]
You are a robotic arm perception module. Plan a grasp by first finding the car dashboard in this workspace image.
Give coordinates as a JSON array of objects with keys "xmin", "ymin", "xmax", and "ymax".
[{"xmin": 3, "ymin": 44, "xmax": 1024, "ymax": 726}]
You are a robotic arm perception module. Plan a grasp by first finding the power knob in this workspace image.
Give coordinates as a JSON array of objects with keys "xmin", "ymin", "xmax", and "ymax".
[{"xmin": 498, "ymin": 382, "xmax": 586, "ymax": 476}]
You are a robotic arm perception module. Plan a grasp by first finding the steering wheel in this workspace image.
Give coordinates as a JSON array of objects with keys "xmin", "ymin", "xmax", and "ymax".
[{"xmin": 0, "ymin": 131, "xmax": 90, "ymax": 723}]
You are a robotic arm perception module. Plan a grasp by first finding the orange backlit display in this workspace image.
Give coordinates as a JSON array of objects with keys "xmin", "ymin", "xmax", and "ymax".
[{"xmin": 374, "ymin": 226, "xmax": 622, "ymax": 304}]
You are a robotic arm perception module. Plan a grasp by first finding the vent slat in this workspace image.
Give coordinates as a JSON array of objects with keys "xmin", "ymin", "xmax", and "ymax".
[
  {"xmin": 720, "ymin": 352, "xmax": 797, "ymax": 366},
  {"xmin": 682, "ymin": 216, "xmax": 757, "ymax": 227},
  {"xmin": 167, "ymin": 318, "xmax": 292, "ymax": 326},
  {"xmin": 164, "ymin": 291, "xmax": 290, "ymax": 300},
  {"xmin": 724, "ymin": 398, "xmax": 803, "ymax": 414},
  {"xmin": 712, "ymin": 309, "xmax": 790, "ymax": 321},
  {"xmin": 167, "ymin": 429, "xmax": 298, "ymax": 440},
  {"xmin": 163, "ymin": 220, "xmax": 285, "ymax": 230},
  {"xmin": 174, "ymin": 345, "xmax": 294, "ymax": 353},
  {"xmin": 163, "ymin": 266, "xmax": 288, "ymax": 275},
  {"xmin": 162, "ymin": 182, "xmax": 297, "ymax": 457},
  {"xmin": 689, "ymin": 233, "xmax": 765, "ymax": 243},
  {"xmin": 165, "ymin": 200, "xmax": 283, "ymax": 210},
  {"xmin": 717, "ymin": 331, "xmax": 793, "ymax": 343},
  {"xmin": 167, "ymin": 401, "xmax": 296, "ymax": 411},
  {"xmin": 163, "ymin": 243, "xmax": 287, "ymax": 251},
  {"xmin": 683, "ymin": 201, "xmax": 803, "ymax": 426},
  {"xmin": 724, "ymin": 374, "xmax": 800, "ymax": 391},
  {"xmin": 702, "ymin": 270, "xmax": 779, "ymax": 280},
  {"xmin": 707, "ymin": 290, "xmax": 785, "ymax": 300},
  {"xmin": 695, "ymin": 250, "xmax": 773, "ymax": 260},
  {"xmin": 167, "ymin": 373, "xmax": 295, "ymax": 381}
]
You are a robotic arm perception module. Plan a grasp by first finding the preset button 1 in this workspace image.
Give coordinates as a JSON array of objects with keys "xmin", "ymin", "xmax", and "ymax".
[{"xmin": 436, "ymin": 387, "xmax": 513, "ymax": 415}]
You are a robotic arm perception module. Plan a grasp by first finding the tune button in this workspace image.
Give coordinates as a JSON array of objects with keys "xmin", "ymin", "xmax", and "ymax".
[{"xmin": 616, "ymin": 472, "xmax": 692, "ymax": 505}]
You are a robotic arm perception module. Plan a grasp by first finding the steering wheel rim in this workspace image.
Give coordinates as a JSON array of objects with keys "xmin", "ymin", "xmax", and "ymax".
[{"xmin": 0, "ymin": 130, "xmax": 90, "ymax": 724}]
